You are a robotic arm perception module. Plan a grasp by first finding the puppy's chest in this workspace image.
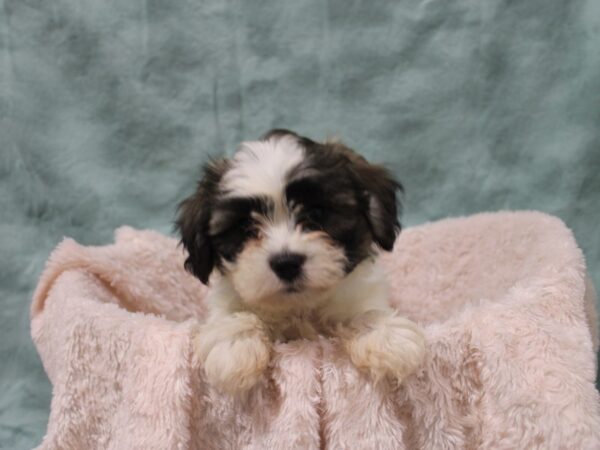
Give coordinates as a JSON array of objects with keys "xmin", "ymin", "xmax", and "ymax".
[{"xmin": 268, "ymin": 311, "xmax": 334, "ymax": 342}]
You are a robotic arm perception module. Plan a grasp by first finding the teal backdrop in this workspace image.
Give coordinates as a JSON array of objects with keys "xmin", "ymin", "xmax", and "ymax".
[{"xmin": 1, "ymin": 0, "xmax": 599, "ymax": 448}]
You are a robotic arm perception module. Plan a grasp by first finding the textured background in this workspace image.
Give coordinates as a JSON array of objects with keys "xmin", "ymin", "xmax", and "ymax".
[{"xmin": 1, "ymin": 0, "xmax": 599, "ymax": 448}]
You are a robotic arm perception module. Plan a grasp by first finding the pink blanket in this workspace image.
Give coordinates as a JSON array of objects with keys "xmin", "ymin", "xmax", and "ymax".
[{"xmin": 31, "ymin": 211, "xmax": 600, "ymax": 449}]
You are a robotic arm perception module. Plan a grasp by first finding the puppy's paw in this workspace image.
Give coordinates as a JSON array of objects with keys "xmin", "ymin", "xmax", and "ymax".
[
  {"xmin": 194, "ymin": 313, "xmax": 271, "ymax": 394},
  {"xmin": 343, "ymin": 311, "xmax": 426, "ymax": 383}
]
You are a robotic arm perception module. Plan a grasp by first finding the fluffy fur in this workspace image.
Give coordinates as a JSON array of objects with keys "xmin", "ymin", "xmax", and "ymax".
[
  {"xmin": 176, "ymin": 130, "xmax": 426, "ymax": 393},
  {"xmin": 30, "ymin": 213, "xmax": 600, "ymax": 449}
]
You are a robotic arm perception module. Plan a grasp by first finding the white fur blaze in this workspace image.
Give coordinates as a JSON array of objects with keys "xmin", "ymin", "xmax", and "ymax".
[{"xmin": 221, "ymin": 135, "xmax": 304, "ymax": 200}]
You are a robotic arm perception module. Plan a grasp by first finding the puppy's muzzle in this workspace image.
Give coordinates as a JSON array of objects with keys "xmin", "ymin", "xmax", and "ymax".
[{"xmin": 269, "ymin": 252, "xmax": 306, "ymax": 283}]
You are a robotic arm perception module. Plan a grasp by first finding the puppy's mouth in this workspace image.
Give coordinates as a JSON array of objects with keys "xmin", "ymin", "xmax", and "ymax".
[
  {"xmin": 283, "ymin": 284, "xmax": 302, "ymax": 294},
  {"xmin": 280, "ymin": 280, "xmax": 330, "ymax": 297}
]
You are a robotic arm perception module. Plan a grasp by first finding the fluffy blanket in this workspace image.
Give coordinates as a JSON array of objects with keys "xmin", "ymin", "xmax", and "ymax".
[{"xmin": 31, "ymin": 211, "xmax": 600, "ymax": 449}]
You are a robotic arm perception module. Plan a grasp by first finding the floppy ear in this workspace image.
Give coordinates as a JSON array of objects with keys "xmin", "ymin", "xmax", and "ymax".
[
  {"xmin": 175, "ymin": 160, "xmax": 227, "ymax": 284},
  {"xmin": 352, "ymin": 159, "xmax": 402, "ymax": 251}
]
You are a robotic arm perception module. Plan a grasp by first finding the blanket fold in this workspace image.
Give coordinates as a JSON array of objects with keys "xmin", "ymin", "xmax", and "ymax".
[{"xmin": 31, "ymin": 211, "xmax": 600, "ymax": 449}]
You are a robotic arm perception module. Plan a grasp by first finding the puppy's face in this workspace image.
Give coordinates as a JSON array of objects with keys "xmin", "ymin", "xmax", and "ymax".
[{"xmin": 177, "ymin": 130, "xmax": 401, "ymax": 307}]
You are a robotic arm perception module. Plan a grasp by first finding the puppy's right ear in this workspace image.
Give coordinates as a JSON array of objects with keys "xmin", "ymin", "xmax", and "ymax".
[{"xmin": 176, "ymin": 160, "xmax": 228, "ymax": 284}]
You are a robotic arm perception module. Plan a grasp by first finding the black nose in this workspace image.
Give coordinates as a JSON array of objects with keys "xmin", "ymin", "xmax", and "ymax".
[{"xmin": 269, "ymin": 252, "xmax": 306, "ymax": 283}]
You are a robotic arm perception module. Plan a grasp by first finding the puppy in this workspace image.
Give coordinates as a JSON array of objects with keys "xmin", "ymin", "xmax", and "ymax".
[{"xmin": 177, "ymin": 129, "xmax": 426, "ymax": 394}]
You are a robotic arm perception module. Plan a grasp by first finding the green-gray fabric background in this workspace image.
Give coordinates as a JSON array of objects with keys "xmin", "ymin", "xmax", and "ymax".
[{"xmin": 1, "ymin": 0, "xmax": 599, "ymax": 448}]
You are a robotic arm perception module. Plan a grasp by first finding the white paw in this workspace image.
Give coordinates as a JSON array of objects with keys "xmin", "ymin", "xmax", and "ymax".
[
  {"xmin": 344, "ymin": 312, "xmax": 426, "ymax": 383},
  {"xmin": 194, "ymin": 313, "xmax": 271, "ymax": 394}
]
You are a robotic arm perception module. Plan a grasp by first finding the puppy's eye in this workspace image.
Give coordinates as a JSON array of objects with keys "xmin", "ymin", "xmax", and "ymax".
[
  {"xmin": 300, "ymin": 206, "xmax": 328, "ymax": 228},
  {"xmin": 243, "ymin": 217, "xmax": 261, "ymax": 238},
  {"xmin": 308, "ymin": 207, "xmax": 324, "ymax": 221}
]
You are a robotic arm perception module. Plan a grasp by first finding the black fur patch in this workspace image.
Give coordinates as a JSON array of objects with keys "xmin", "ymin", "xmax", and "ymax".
[
  {"xmin": 284, "ymin": 134, "xmax": 402, "ymax": 271},
  {"xmin": 209, "ymin": 196, "xmax": 272, "ymax": 262},
  {"xmin": 175, "ymin": 159, "xmax": 229, "ymax": 284}
]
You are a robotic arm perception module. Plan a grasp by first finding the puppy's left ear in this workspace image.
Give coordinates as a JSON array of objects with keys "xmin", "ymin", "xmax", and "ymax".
[
  {"xmin": 352, "ymin": 160, "xmax": 402, "ymax": 251},
  {"xmin": 175, "ymin": 160, "xmax": 228, "ymax": 284}
]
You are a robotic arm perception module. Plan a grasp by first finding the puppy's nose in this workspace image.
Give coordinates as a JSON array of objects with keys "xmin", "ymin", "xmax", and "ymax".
[{"xmin": 269, "ymin": 252, "xmax": 306, "ymax": 283}]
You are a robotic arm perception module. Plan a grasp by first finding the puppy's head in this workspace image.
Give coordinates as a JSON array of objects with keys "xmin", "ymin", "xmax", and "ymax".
[{"xmin": 176, "ymin": 130, "xmax": 401, "ymax": 307}]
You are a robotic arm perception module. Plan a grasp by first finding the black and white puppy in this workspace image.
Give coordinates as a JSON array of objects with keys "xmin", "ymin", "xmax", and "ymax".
[{"xmin": 177, "ymin": 130, "xmax": 425, "ymax": 393}]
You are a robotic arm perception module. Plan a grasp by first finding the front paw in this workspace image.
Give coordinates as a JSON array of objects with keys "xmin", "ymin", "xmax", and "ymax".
[
  {"xmin": 194, "ymin": 313, "xmax": 271, "ymax": 394},
  {"xmin": 344, "ymin": 312, "xmax": 426, "ymax": 383}
]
